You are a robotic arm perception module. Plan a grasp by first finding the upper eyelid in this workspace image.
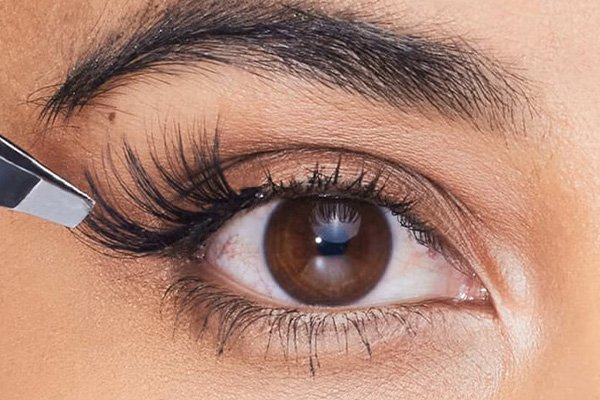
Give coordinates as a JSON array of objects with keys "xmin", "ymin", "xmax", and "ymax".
[
  {"xmin": 80, "ymin": 137, "xmax": 478, "ymax": 258},
  {"xmin": 149, "ymin": 138, "xmax": 479, "ymax": 224}
]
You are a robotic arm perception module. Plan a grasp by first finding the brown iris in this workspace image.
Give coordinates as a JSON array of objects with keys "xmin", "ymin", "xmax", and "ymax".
[{"xmin": 264, "ymin": 199, "xmax": 392, "ymax": 306}]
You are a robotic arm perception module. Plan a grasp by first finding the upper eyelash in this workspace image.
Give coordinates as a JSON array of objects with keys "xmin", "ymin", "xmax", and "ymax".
[
  {"xmin": 82, "ymin": 134, "xmax": 257, "ymax": 255},
  {"xmin": 80, "ymin": 133, "xmax": 442, "ymax": 258}
]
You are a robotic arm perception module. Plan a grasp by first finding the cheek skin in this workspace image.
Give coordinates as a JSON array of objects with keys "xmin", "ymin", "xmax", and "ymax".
[
  {"xmin": 0, "ymin": 211, "xmax": 506, "ymax": 400},
  {"xmin": 497, "ymin": 144, "xmax": 600, "ymax": 399}
]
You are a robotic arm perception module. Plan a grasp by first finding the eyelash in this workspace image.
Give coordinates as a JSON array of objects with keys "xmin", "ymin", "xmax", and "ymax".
[
  {"xmin": 80, "ymin": 133, "xmax": 470, "ymax": 374},
  {"xmin": 163, "ymin": 278, "xmax": 439, "ymax": 376},
  {"xmin": 82, "ymin": 135, "xmax": 443, "ymax": 257}
]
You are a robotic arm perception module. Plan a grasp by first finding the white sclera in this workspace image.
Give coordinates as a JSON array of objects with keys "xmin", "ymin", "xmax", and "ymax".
[{"xmin": 206, "ymin": 200, "xmax": 480, "ymax": 307}]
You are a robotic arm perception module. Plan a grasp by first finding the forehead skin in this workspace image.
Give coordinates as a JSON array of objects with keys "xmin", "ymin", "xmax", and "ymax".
[{"xmin": 0, "ymin": 1, "xmax": 599, "ymax": 399}]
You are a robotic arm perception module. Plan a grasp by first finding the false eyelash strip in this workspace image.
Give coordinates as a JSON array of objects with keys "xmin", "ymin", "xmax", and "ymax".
[
  {"xmin": 79, "ymin": 131, "xmax": 438, "ymax": 258},
  {"xmin": 81, "ymin": 134, "xmax": 260, "ymax": 255}
]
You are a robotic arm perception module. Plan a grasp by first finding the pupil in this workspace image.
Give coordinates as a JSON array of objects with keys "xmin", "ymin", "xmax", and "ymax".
[
  {"xmin": 316, "ymin": 239, "xmax": 348, "ymax": 256},
  {"xmin": 264, "ymin": 198, "xmax": 392, "ymax": 306}
]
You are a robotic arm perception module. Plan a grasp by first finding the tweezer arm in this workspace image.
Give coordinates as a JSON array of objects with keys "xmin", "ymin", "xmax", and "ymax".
[
  {"xmin": 0, "ymin": 155, "xmax": 40, "ymax": 209},
  {"xmin": 0, "ymin": 135, "xmax": 94, "ymax": 228}
]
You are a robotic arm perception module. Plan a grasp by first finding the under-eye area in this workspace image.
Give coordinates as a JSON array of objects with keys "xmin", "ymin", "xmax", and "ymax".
[{"xmin": 80, "ymin": 131, "xmax": 493, "ymax": 374}]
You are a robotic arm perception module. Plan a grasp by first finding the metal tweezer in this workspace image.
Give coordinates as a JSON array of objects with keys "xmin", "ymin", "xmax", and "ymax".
[{"xmin": 0, "ymin": 135, "xmax": 94, "ymax": 228}]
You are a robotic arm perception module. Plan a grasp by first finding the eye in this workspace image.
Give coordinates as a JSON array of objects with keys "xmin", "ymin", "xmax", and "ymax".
[
  {"xmin": 82, "ymin": 141, "xmax": 494, "ymax": 373},
  {"xmin": 205, "ymin": 197, "xmax": 487, "ymax": 309}
]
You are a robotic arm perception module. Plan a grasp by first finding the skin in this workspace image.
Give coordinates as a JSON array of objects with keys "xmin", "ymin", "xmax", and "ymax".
[{"xmin": 1, "ymin": 0, "xmax": 599, "ymax": 399}]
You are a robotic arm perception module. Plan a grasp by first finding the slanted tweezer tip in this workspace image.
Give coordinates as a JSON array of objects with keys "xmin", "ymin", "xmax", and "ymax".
[{"xmin": 0, "ymin": 134, "xmax": 94, "ymax": 228}]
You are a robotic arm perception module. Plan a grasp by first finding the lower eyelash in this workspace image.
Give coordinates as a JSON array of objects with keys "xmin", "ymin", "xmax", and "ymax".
[{"xmin": 164, "ymin": 276, "xmax": 437, "ymax": 376}]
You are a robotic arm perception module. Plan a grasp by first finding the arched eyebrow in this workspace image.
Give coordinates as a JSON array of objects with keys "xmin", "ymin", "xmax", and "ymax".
[{"xmin": 41, "ymin": 0, "xmax": 533, "ymax": 133}]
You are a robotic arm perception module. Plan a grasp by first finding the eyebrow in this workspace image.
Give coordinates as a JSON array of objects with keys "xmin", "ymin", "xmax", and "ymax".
[{"xmin": 41, "ymin": 0, "xmax": 533, "ymax": 133}]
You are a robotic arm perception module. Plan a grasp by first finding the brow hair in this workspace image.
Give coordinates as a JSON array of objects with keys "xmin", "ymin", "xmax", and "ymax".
[{"xmin": 41, "ymin": 0, "xmax": 533, "ymax": 132}]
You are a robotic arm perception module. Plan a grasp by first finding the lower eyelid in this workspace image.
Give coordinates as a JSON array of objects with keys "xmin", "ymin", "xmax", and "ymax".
[{"xmin": 163, "ymin": 277, "xmax": 495, "ymax": 375}]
